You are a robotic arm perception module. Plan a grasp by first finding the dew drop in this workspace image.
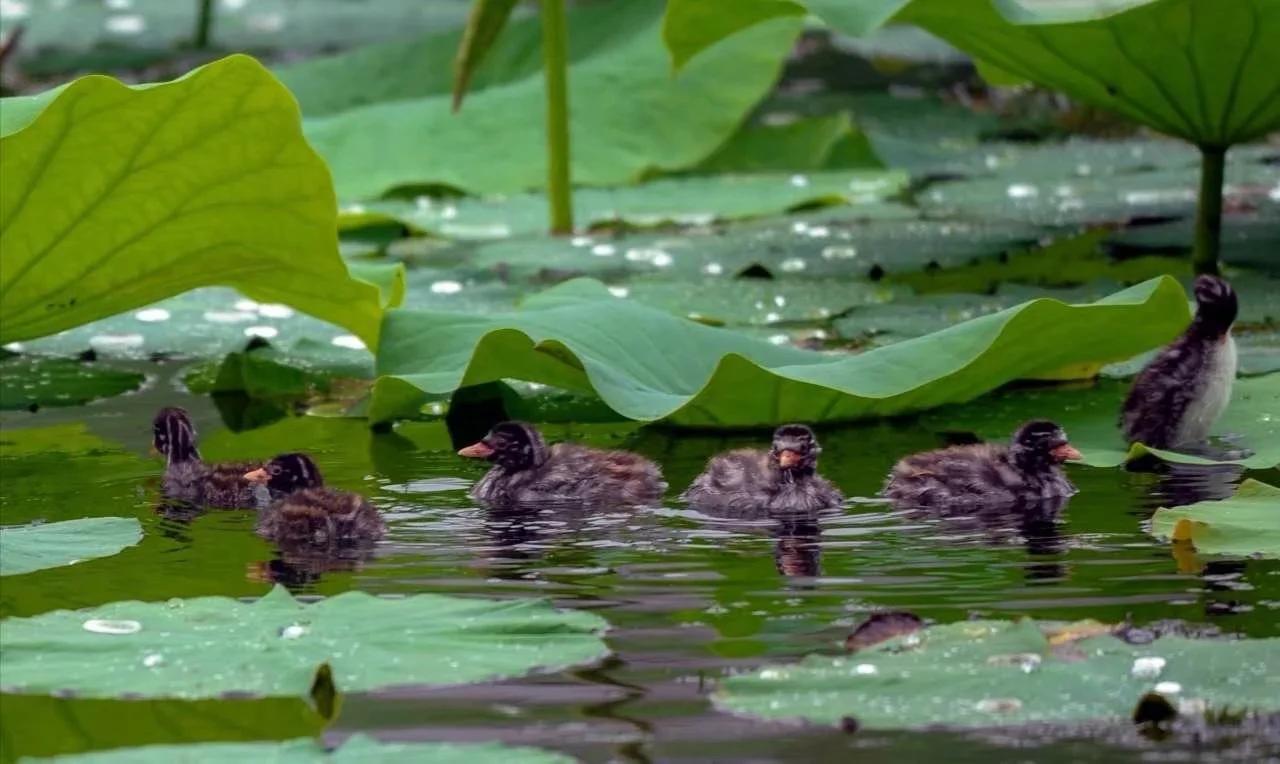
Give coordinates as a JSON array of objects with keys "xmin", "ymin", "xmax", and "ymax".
[
  {"xmin": 570, "ymin": 235, "xmax": 593, "ymax": 247},
  {"xmin": 702, "ymin": 262, "xmax": 724, "ymax": 276},
  {"xmin": 768, "ymin": 334, "xmax": 790, "ymax": 346},
  {"xmin": 430, "ymin": 280, "xmax": 463, "ymax": 295},
  {"xmin": 821, "ymin": 245, "xmax": 858, "ymax": 260},
  {"xmin": 779, "ymin": 257, "xmax": 807, "ymax": 272},
  {"xmin": 203, "ymin": 310, "xmax": 256, "ymax": 324},
  {"xmin": 805, "ymin": 225, "xmax": 830, "ymax": 239},
  {"xmin": 1006, "ymin": 183, "xmax": 1038, "ymax": 199},
  {"xmin": 104, "ymin": 14, "xmax": 145, "ymax": 34},
  {"xmin": 0, "ymin": 1, "xmax": 31, "ymax": 21},
  {"xmin": 143, "ymin": 653, "xmax": 164, "ymax": 668},
  {"xmin": 243, "ymin": 326, "xmax": 278, "ymax": 339},
  {"xmin": 1131, "ymin": 656, "xmax": 1166, "ymax": 679},
  {"xmin": 854, "ymin": 663, "xmax": 878, "ymax": 676},
  {"xmin": 789, "ymin": 174, "xmax": 810, "ymax": 188},
  {"xmin": 221, "ymin": 0, "xmax": 249, "ymax": 11},
  {"xmin": 280, "ymin": 623, "xmax": 308, "ymax": 640},
  {"xmin": 342, "ymin": 203, "xmax": 367, "ymax": 215},
  {"xmin": 134, "ymin": 308, "xmax": 170, "ymax": 323},
  {"xmin": 607, "ymin": 286, "xmax": 630, "ymax": 298},
  {"xmin": 105, "ymin": 0, "xmax": 131, "ymax": 10},
  {"xmin": 331, "ymin": 335, "xmax": 366, "ymax": 350},
  {"xmin": 591, "ymin": 244, "xmax": 617, "ymax": 257},
  {"xmin": 257, "ymin": 304, "xmax": 294, "ymax": 319},
  {"xmin": 83, "ymin": 619, "xmax": 141, "ymax": 635},
  {"xmin": 1154, "ymin": 681, "xmax": 1182, "ymax": 694},
  {"xmin": 234, "ymin": 299, "xmax": 260, "ymax": 312},
  {"xmin": 89, "ymin": 333, "xmax": 144, "ymax": 349}
]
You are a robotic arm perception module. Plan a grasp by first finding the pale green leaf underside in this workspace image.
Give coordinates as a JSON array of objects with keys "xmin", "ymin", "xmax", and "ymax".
[
  {"xmin": 664, "ymin": 0, "xmax": 1280, "ymax": 145},
  {"xmin": 716, "ymin": 619, "xmax": 1280, "ymax": 728},
  {"xmin": 0, "ymin": 518, "xmax": 142, "ymax": 577},
  {"xmin": 0, "ymin": 55, "xmax": 388, "ymax": 347},
  {"xmin": 26, "ymin": 734, "xmax": 574, "ymax": 764},
  {"xmin": 371, "ymin": 276, "xmax": 1190, "ymax": 426},
  {"xmin": 0, "ymin": 586, "xmax": 608, "ymax": 699},
  {"xmin": 1150, "ymin": 479, "xmax": 1280, "ymax": 557}
]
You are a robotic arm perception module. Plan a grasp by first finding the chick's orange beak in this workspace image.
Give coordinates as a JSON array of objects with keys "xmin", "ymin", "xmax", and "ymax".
[
  {"xmin": 778, "ymin": 449, "xmax": 802, "ymax": 468},
  {"xmin": 243, "ymin": 468, "xmax": 269, "ymax": 484},
  {"xmin": 1051, "ymin": 443, "xmax": 1083, "ymax": 462},
  {"xmin": 458, "ymin": 441, "xmax": 494, "ymax": 459}
]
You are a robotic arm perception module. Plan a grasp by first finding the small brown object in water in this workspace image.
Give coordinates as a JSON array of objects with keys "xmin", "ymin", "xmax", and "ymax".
[{"xmin": 844, "ymin": 611, "xmax": 925, "ymax": 652}]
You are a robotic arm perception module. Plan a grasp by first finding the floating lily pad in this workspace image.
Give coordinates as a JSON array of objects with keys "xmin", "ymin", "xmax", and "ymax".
[
  {"xmin": 340, "ymin": 170, "xmax": 909, "ymax": 240},
  {"xmin": 28, "ymin": 734, "xmax": 573, "ymax": 764},
  {"xmin": 693, "ymin": 113, "xmax": 882, "ymax": 173},
  {"xmin": 297, "ymin": 0, "xmax": 803, "ymax": 198},
  {"xmin": 0, "ymin": 518, "xmax": 142, "ymax": 577},
  {"xmin": 0, "ymin": 586, "xmax": 608, "ymax": 699},
  {"xmin": 922, "ymin": 374, "xmax": 1280, "ymax": 470},
  {"xmin": 0, "ymin": 357, "xmax": 145, "ymax": 410},
  {"xmin": 0, "ymin": 56, "xmax": 389, "ymax": 348},
  {"xmin": 1150, "ymin": 480, "xmax": 1280, "ymax": 558},
  {"xmin": 371, "ymin": 276, "xmax": 1189, "ymax": 426},
  {"xmin": 716, "ymin": 619, "xmax": 1280, "ymax": 728}
]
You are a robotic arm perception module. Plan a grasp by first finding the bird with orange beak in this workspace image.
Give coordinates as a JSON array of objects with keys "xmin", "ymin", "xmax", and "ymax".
[{"xmin": 681, "ymin": 424, "xmax": 844, "ymax": 511}]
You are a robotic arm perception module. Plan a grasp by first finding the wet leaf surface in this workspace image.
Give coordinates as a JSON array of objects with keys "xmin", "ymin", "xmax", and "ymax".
[
  {"xmin": 28, "ymin": 734, "xmax": 574, "ymax": 763},
  {"xmin": 0, "ymin": 518, "xmax": 143, "ymax": 577},
  {"xmin": 717, "ymin": 619, "xmax": 1280, "ymax": 728},
  {"xmin": 1151, "ymin": 480, "xmax": 1280, "ymax": 558},
  {"xmin": 0, "ymin": 357, "xmax": 145, "ymax": 411},
  {"xmin": 0, "ymin": 586, "xmax": 608, "ymax": 699}
]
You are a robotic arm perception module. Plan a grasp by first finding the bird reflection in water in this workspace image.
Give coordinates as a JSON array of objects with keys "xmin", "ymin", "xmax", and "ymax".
[
  {"xmin": 248, "ymin": 542, "xmax": 373, "ymax": 590},
  {"xmin": 691, "ymin": 504, "xmax": 829, "ymax": 580}
]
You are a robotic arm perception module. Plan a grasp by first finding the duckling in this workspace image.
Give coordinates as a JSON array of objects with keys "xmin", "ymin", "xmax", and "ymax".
[
  {"xmin": 681, "ymin": 424, "xmax": 843, "ymax": 511},
  {"xmin": 152, "ymin": 407, "xmax": 261, "ymax": 509},
  {"xmin": 881, "ymin": 420, "xmax": 1081, "ymax": 509},
  {"xmin": 244, "ymin": 453, "xmax": 386, "ymax": 544},
  {"xmin": 1122, "ymin": 275, "xmax": 1238, "ymax": 450},
  {"xmin": 457, "ymin": 422, "xmax": 666, "ymax": 506}
]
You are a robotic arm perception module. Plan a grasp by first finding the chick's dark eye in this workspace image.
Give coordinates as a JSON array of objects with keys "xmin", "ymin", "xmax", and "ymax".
[{"xmin": 270, "ymin": 466, "xmax": 281, "ymax": 475}]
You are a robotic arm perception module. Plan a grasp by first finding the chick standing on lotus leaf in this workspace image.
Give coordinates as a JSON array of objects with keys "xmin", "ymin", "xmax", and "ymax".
[
  {"xmin": 457, "ymin": 421, "xmax": 666, "ymax": 506},
  {"xmin": 1121, "ymin": 274, "xmax": 1238, "ymax": 451},
  {"xmin": 244, "ymin": 453, "xmax": 386, "ymax": 544},
  {"xmin": 153, "ymin": 407, "xmax": 263, "ymax": 509},
  {"xmin": 881, "ymin": 420, "xmax": 1081, "ymax": 509},
  {"xmin": 681, "ymin": 424, "xmax": 843, "ymax": 511}
]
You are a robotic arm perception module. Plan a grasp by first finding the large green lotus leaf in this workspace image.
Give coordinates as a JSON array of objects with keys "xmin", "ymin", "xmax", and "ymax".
[
  {"xmin": 0, "ymin": 357, "xmax": 145, "ymax": 410},
  {"xmin": 0, "ymin": 518, "xmax": 142, "ymax": 577},
  {"xmin": 0, "ymin": 586, "xmax": 608, "ymax": 699},
  {"xmin": 300, "ymin": 0, "xmax": 803, "ymax": 198},
  {"xmin": 29, "ymin": 734, "xmax": 573, "ymax": 764},
  {"xmin": 339, "ymin": 170, "xmax": 909, "ymax": 240},
  {"xmin": 370, "ymin": 275, "xmax": 1189, "ymax": 426},
  {"xmin": 716, "ymin": 619, "xmax": 1280, "ymax": 728},
  {"xmin": 692, "ymin": 113, "xmax": 882, "ymax": 173},
  {"xmin": 897, "ymin": 0, "xmax": 1280, "ymax": 146},
  {"xmin": 1150, "ymin": 480, "xmax": 1280, "ymax": 558},
  {"xmin": 0, "ymin": 55, "xmax": 389, "ymax": 348},
  {"xmin": 922, "ymin": 374, "xmax": 1280, "ymax": 470},
  {"xmin": 665, "ymin": 0, "xmax": 1280, "ymax": 145}
]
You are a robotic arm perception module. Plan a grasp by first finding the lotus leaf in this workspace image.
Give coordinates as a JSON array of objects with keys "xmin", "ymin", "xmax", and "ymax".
[
  {"xmin": 27, "ymin": 734, "xmax": 573, "ymax": 764},
  {"xmin": 0, "ymin": 586, "xmax": 608, "ymax": 699},
  {"xmin": 1150, "ymin": 480, "xmax": 1280, "ymax": 558},
  {"xmin": 0, "ymin": 55, "xmax": 390, "ymax": 348},
  {"xmin": 0, "ymin": 518, "xmax": 142, "ymax": 577},
  {"xmin": 717, "ymin": 619, "xmax": 1280, "ymax": 727},
  {"xmin": 370, "ymin": 276, "xmax": 1189, "ymax": 426}
]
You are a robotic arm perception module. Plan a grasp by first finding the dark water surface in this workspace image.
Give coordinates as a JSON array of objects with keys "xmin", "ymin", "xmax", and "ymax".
[{"xmin": 2, "ymin": 372, "xmax": 1278, "ymax": 762}]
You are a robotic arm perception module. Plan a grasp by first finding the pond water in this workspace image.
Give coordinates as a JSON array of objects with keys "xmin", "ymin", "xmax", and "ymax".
[{"xmin": 2, "ymin": 365, "xmax": 1278, "ymax": 762}]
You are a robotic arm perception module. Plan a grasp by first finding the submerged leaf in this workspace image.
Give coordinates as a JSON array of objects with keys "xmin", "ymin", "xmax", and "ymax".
[
  {"xmin": 0, "ymin": 518, "xmax": 142, "ymax": 577},
  {"xmin": 0, "ymin": 55, "xmax": 387, "ymax": 348},
  {"xmin": 1150, "ymin": 480, "xmax": 1280, "ymax": 558},
  {"xmin": 0, "ymin": 587, "xmax": 608, "ymax": 699},
  {"xmin": 27, "ymin": 734, "xmax": 574, "ymax": 763},
  {"xmin": 717, "ymin": 619, "xmax": 1280, "ymax": 728},
  {"xmin": 372, "ymin": 276, "xmax": 1189, "ymax": 426}
]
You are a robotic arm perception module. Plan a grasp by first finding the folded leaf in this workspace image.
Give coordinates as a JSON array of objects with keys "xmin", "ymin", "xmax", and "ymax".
[
  {"xmin": 1150, "ymin": 480, "xmax": 1280, "ymax": 558},
  {"xmin": 371, "ymin": 276, "xmax": 1189, "ymax": 426},
  {"xmin": 0, "ymin": 55, "xmax": 388, "ymax": 348}
]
